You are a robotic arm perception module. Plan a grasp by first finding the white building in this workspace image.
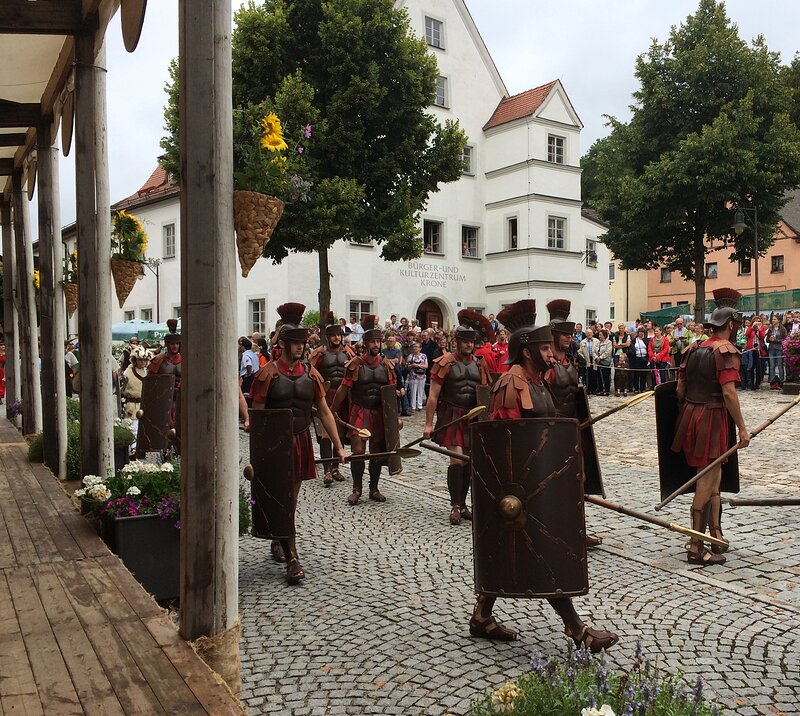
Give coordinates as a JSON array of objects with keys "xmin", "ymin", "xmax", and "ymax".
[{"xmin": 66, "ymin": 0, "xmax": 609, "ymax": 338}]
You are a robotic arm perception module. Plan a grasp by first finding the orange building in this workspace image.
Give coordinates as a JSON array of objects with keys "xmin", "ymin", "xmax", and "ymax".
[{"xmin": 647, "ymin": 192, "xmax": 800, "ymax": 312}]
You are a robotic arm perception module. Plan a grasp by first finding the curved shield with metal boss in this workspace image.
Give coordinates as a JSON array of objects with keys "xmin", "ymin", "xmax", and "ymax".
[
  {"xmin": 655, "ymin": 381, "xmax": 739, "ymax": 500},
  {"xmin": 574, "ymin": 386, "xmax": 604, "ymax": 497},
  {"xmin": 135, "ymin": 374, "xmax": 175, "ymax": 456},
  {"xmin": 249, "ymin": 409, "xmax": 295, "ymax": 540},
  {"xmin": 475, "ymin": 384, "xmax": 492, "ymax": 422},
  {"xmin": 470, "ymin": 418, "xmax": 589, "ymax": 599},
  {"xmin": 381, "ymin": 383, "xmax": 402, "ymax": 475}
]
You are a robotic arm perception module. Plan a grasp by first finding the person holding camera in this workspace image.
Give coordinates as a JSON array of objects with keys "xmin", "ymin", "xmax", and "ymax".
[{"xmin": 405, "ymin": 341, "xmax": 428, "ymax": 410}]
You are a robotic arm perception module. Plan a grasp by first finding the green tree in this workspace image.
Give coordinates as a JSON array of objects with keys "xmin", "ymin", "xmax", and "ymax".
[
  {"xmin": 160, "ymin": 0, "xmax": 466, "ymax": 317},
  {"xmin": 586, "ymin": 0, "xmax": 800, "ymax": 320},
  {"xmin": 783, "ymin": 53, "xmax": 800, "ymax": 131}
]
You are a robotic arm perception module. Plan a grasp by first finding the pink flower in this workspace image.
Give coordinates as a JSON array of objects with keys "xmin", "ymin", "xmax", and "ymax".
[
  {"xmin": 297, "ymin": 146, "xmax": 304, "ymax": 154},
  {"xmin": 304, "ymin": 124, "xmax": 312, "ymax": 139}
]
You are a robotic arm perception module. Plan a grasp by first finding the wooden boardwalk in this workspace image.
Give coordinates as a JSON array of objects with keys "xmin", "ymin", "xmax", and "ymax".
[{"xmin": 0, "ymin": 420, "xmax": 245, "ymax": 715}]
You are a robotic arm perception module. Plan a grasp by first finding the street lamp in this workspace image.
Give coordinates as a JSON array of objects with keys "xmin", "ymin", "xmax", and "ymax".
[{"xmin": 731, "ymin": 205, "xmax": 759, "ymax": 318}]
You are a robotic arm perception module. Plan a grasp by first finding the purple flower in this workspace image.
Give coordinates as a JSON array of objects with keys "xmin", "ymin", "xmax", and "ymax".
[
  {"xmin": 297, "ymin": 146, "xmax": 304, "ymax": 154},
  {"xmin": 304, "ymin": 123, "xmax": 312, "ymax": 139}
]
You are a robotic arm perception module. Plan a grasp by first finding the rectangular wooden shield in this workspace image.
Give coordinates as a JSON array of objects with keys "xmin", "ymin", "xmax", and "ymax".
[
  {"xmin": 475, "ymin": 384, "xmax": 492, "ymax": 422},
  {"xmin": 655, "ymin": 381, "xmax": 739, "ymax": 500},
  {"xmin": 574, "ymin": 386, "xmax": 605, "ymax": 497},
  {"xmin": 135, "ymin": 374, "xmax": 175, "ymax": 455},
  {"xmin": 470, "ymin": 418, "xmax": 589, "ymax": 599},
  {"xmin": 249, "ymin": 409, "xmax": 295, "ymax": 540},
  {"xmin": 381, "ymin": 383, "xmax": 402, "ymax": 475}
]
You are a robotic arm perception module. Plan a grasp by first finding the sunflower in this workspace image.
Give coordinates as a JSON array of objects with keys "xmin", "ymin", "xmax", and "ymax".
[{"xmin": 260, "ymin": 113, "xmax": 288, "ymax": 152}]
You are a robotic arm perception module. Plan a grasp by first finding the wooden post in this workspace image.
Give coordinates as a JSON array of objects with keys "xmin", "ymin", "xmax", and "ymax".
[
  {"xmin": 75, "ymin": 33, "xmax": 114, "ymax": 477},
  {"xmin": 1, "ymin": 198, "xmax": 20, "ymax": 422},
  {"xmin": 12, "ymin": 172, "xmax": 42, "ymax": 435},
  {"xmin": 179, "ymin": 0, "xmax": 240, "ymax": 691},
  {"xmin": 37, "ymin": 122, "xmax": 68, "ymax": 477}
]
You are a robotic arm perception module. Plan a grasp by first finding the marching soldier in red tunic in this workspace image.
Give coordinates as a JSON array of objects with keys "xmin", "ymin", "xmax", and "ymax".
[
  {"xmin": 251, "ymin": 303, "xmax": 346, "ymax": 584},
  {"xmin": 546, "ymin": 299, "xmax": 603, "ymax": 547},
  {"xmin": 147, "ymin": 318, "xmax": 182, "ymax": 438},
  {"xmin": 332, "ymin": 315, "xmax": 396, "ymax": 506},
  {"xmin": 471, "ymin": 311, "xmax": 499, "ymax": 375},
  {"xmin": 671, "ymin": 288, "xmax": 750, "ymax": 565},
  {"xmin": 309, "ymin": 311, "xmax": 355, "ymax": 486},
  {"xmin": 469, "ymin": 299, "xmax": 618, "ymax": 652},
  {"xmin": 423, "ymin": 310, "xmax": 491, "ymax": 524}
]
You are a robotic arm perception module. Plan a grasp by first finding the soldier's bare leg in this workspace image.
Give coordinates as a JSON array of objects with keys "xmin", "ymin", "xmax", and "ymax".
[
  {"xmin": 469, "ymin": 595, "xmax": 518, "ymax": 641},
  {"xmin": 445, "ymin": 447, "xmax": 469, "ymax": 524},
  {"xmin": 549, "ymin": 597, "xmax": 618, "ymax": 653},
  {"xmin": 688, "ymin": 466, "xmax": 726, "ymax": 565},
  {"xmin": 331, "ymin": 425, "xmax": 346, "ymax": 481},
  {"xmin": 320, "ymin": 438, "xmax": 334, "ymax": 486},
  {"xmin": 368, "ymin": 434, "xmax": 386, "ymax": 502},
  {"xmin": 286, "ymin": 481, "xmax": 305, "ymax": 584},
  {"xmin": 348, "ymin": 435, "xmax": 365, "ymax": 505}
]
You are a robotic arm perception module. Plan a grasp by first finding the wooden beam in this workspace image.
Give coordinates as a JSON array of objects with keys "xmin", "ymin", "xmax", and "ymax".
[
  {"xmin": 0, "ymin": 133, "xmax": 26, "ymax": 148},
  {"xmin": 0, "ymin": 0, "xmax": 82, "ymax": 35},
  {"xmin": 0, "ymin": 159, "xmax": 14, "ymax": 176},
  {"xmin": 1, "ymin": 199, "xmax": 21, "ymax": 420},
  {"xmin": 0, "ymin": 101, "xmax": 41, "ymax": 128}
]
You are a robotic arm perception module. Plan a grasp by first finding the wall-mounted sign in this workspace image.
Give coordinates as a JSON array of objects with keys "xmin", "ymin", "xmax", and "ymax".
[{"xmin": 399, "ymin": 261, "xmax": 467, "ymax": 288}]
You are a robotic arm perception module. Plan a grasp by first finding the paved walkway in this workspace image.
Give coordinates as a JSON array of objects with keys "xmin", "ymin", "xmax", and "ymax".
[{"xmin": 237, "ymin": 387, "xmax": 800, "ymax": 715}]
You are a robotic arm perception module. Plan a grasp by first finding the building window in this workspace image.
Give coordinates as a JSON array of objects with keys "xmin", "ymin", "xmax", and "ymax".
[
  {"xmin": 771, "ymin": 255, "xmax": 784, "ymax": 273},
  {"xmin": 162, "ymin": 222, "xmax": 176, "ymax": 259},
  {"xmin": 660, "ymin": 268, "xmax": 672, "ymax": 283},
  {"xmin": 609, "ymin": 263, "xmax": 616, "ymax": 282},
  {"xmin": 547, "ymin": 135, "xmax": 565, "ymax": 164},
  {"xmin": 349, "ymin": 236, "xmax": 374, "ymax": 246},
  {"xmin": 249, "ymin": 298, "xmax": 266, "ymax": 335},
  {"xmin": 508, "ymin": 217, "xmax": 518, "ymax": 250},
  {"xmin": 585, "ymin": 239, "xmax": 597, "ymax": 267},
  {"xmin": 349, "ymin": 300, "xmax": 373, "ymax": 324},
  {"xmin": 462, "ymin": 226, "xmax": 479, "ymax": 258},
  {"xmin": 677, "ymin": 300, "xmax": 690, "ymax": 307},
  {"xmin": 738, "ymin": 258, "xmax": 752, "ymax": 276},
  {"xmin": 173, "ymin": 306, "xmax": 181, "ymax": 319},
  {"xmin": 123, "ymin": 310, "xmax": 135, "ymax": 322},
  {"xmin": 705, "ymin": 262, "xmax": 718, "ymax": 279},
  {"xmin": 585, "ymin": 309, "xmax": 597, "ymax": 326},
  {"xmin": 661, "ymin": 302, "xmax": 672, "ymax": 309},
  {"xmin": 547, "ymin": 216, "xmax": 566, "ymax": 249},
  {"xmin": 425, "ymin": 16, "xmax": 444, "ymax": 49},
  {"xmin": 423, "ymin": 220, "xmax": 443, "ymax": 254},
  {"xmin": 140, "ymin": 308, "xmax": 153, "ymax": 322},
  {"xmin": 609, "ymin": 303, "xmax": 615, "ymax": 320},
  {"xmin": 461, "ymin": 145, "xmax": 474, "ymax": 175},
  {"xmin": 434, "ymin": 76, "xmax": 448, "ymax": 108}
]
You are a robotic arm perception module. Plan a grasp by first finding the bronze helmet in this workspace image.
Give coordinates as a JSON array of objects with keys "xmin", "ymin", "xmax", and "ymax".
[
  {"xmin": 324, "ymin": 310, "xmax": 341, "ymax": 337},
  {"xmin": 276, "ymin": 303, "xmax": 309, "ymax": 343},
  {"xmin": 164, "ymin": 317, "xmax": 181, "ymax": 346},
  {"xmin": 497, "ymin": 299, "xmax": 552, "ymax": 369},
  {"xmin": 457, "ymin": 309, "xmax": 494, "ymax": 346},
  {"xmin": 546, "ymin": 299, "xmax": 576, "ymax": 335},
  {"xmin": 706, "ymin": 288, "xmax": 742, "ymax": 330},
  {"xmin": 360, "ymin": 314, "xmax": 381, "ymax": 342}
]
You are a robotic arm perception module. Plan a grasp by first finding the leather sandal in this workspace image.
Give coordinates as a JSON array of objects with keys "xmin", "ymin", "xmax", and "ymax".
[
  {"xmin": 460, "ymin": 505, "xmax": 473, "ymax": 521},
  {"xmin": 323, "ymin": 472, "xmax": 334, "ymax": 487},
  {"xmin": 687, "ymin": 548, "xmax": 726, "ymax": 566},
  {"xmin": 347, "ymin": 490, "xmax": 362, "ymax": 506},
  {"xmin": 369, "ymin": 489, "xmax": 386, "ymax": 503},
  {"xmin": 709, "ymin": 528, "xmax": 729, "ymax": 554},
  {"xmin": 566, "ymin": 624, "xmax": 618, "ymax": 653},
  {"xmin": 449, "ymin": 506, "xmax": 461, "ymax": 525},
  {"xmin": 286, "ymin": 558, "xmax": 305, "ymax": 585},
  {"xmin": 331, "ymin": 468, "xmax": 346, "ymax": 482},
  {"xmin": 586, "ymin": 534, "xmax": 603, "ymax": 549},
  {"xmin": 469, "ymin": 616, "xmax": 518, "ymax": 641},
  {"xmin": 270, "ymin": 541, "xmax": 286, "ymax": 563}
]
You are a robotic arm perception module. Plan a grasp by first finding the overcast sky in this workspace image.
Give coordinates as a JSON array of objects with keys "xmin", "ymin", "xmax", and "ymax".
[{"xmin": 53, "ymin": 0, "xmax": 799, "ymax": 227}]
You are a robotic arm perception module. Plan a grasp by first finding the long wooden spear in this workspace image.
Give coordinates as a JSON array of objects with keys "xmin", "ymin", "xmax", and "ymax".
[
  {"xmin": 402, "ymin": 405, "xmax": 487, "ymax": 449},
  {"xmin": 654, "ymin": 394, "xmax": 800, "ymax": 511},
  {"xmin": 579, "ymin": 390, "xmax": 654, "ymax": 429}
]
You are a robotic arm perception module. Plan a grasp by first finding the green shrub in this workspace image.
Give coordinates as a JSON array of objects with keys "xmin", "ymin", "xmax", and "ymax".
[
  {"xmin": 66, "ymin": 421, "xmax": 81, "ymax": 481},
  {"xmin": 66, "ymin": 397, "xmax": 80, "ymax": 422},
  {"xmin": 469, "ymin": 643, "xmax": 723, "ymax": 715},
  {"xmin": 113, "ymin": 420, "xmax": 135, "ymax": 448},
  {"xmin": 28, "ymin": 433, "xmax": 44, "ymax": 462}
]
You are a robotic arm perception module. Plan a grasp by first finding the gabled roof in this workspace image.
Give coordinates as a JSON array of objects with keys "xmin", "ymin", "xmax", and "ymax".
[
  {"xmin": 483, "ymin": 79, "xmax": 583, "ymax": 131},
  {"xmin": 112, "ymin": 165, "xmax": 178, "ymax": 211},
  {"xmin": 782, "ymin": 189, "xmax": 800, "ymax": 236}
]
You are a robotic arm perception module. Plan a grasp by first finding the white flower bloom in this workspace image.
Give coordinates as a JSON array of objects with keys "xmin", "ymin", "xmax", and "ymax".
[
  {"xmin": 82, "ymin": 474, "xmax": 105, "ymax": 487},
  {"xmin": 160, "ymin": 463, "xmax": 174, "ymax": 473},
  {"xmin": 582, "ymin": 706, "xmax": 615, "ymax": 716},
  {"xmin": 88, "ymin": 485, "xmax": 111, "ymax": 501},
  {"xmin": 126, "ymin": 486, "xmax": 141, "ymax": 496},
  {"xmin": 74, "ymin": 488, "xmax": 86, "ymax": 498},
  {"xmin": 490, "ymin": 683, "xmax": 524, "ymax": 713}
]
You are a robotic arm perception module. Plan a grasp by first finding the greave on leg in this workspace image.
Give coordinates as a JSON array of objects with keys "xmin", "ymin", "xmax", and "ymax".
[
  {"xmin": 446, "ymin": 464, "xmax": 461, "ymax": 507},
  {"xmin": 708, "ymin": 493, "xmax": 728, "ymax": 553},
  {"xmin": 350, "ymin": 459, "xmax": 364, "ymax": 491}
]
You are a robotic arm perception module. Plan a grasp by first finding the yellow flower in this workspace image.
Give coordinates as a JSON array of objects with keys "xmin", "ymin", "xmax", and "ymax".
[
  {"xmin": 260, "ymin": 113, "xmax": 288, "ymax": 152},
  {"xmin": 33, "ymin": 270, "xmax": 40, "ymax": 290}
]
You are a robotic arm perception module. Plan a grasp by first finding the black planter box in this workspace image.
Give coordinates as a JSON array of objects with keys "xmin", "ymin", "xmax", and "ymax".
[
  {"xmin": 113, "ymin": 445, "xmax": 131, "ymax": 472},
  {"xmin": 102, "ymin": 513, "xmax": 180, "ymax": 601}
]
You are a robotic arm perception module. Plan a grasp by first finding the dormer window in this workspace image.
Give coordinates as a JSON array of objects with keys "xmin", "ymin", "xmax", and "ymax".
[{"xmin": 547, "ymin": 134, "xmax": 565, "ymax": 164}]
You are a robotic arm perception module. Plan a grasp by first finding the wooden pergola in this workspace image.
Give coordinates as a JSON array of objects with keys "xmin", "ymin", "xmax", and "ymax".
[{"xmin": 1, "ymin": 0, "xmax": 240, "ymax": 690}]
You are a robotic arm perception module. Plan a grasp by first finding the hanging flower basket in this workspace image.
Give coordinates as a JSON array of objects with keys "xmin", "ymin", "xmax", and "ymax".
[
  {"xmin": 233, "ymin": 190, "xmax": 284, "ymax": 278},
  {"xmin": 62, "ymin": 282, "xmax": 78, "ymax": 318},
  {"xmin": 110, "ymin": 258, "xmax": 142, "ymax": 308}
]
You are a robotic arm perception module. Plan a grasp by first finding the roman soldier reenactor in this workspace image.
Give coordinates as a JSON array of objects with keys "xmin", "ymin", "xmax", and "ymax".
[
  {"xmin": 147, "ymin": 318, "xmax": 182, "ymax": 433},
  {"xmin": 332, "ymin": 315, "xmax": 396, "ymax": 506},
  {"xmin": 546, "ymin": 299, "xmax": 603, "ymax": 548},
  {"xmin": 470, "ymin": 310, "xmax": 499, "ymax": 374},
  {"xmin": 469, "ymin": 299, "xmax": 618, "ymax": 653},
  {"xmin": 423, "ymin": 309, "xmax": 491, "ymax": 524},
  {"xmin": 251, "ymin": 303, "xmax": 346, "ymax": 584},
  {"xmin": 670, "ymin": 288, "xmax": 750, "ymax": 565},
  {"xmin": 309, "ymin": 311, "xmax": 355, "ymax": 486}
]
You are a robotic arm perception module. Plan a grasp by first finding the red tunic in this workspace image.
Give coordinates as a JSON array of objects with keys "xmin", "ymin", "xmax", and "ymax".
[
  {"xmin": 474, "ymin": 344, "xmax": 498, "ymax": 374},
  {"xmin": 340, "ymin": 354, "xmax": 396, "ymax": 440},
  {"xmin": 673, "ymin": 337, "xmax": 740, "ymax": 467},
  {"xmin": 430, "ymin": 352, "xmax": 490, "ymax": 448}
]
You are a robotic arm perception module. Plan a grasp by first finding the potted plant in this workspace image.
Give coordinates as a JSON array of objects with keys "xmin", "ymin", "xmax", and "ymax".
[
  {"xmin": 110, "ymin": 209, "xmax": 147, "ymax": 307},
  {"xmin": 113, "ymin": 417, "xmax": 136, "ymax": 471},
  {"xmin": 33, "ymin": 269, "xmax": 40, "ymax": 310},
  {"xmin": 782, "ymin": 332, "xmax": 800, "ymax": 395},
  {"xmin": 62, "ymin": 248, "xmax": 79, "ymax": 318},
  {"xmin": 233, "ymin": 100, "xmax": 312, "ymax": 277}
]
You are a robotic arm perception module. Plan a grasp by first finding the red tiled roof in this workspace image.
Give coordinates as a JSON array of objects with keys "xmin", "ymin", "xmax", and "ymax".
[
  {"xmin": 483, "ymin": 80, "xmax": 558, "ymax": 131},
  {"xmin": 112, "ymin": 165, "xmax": 178, "ymax": 211}
]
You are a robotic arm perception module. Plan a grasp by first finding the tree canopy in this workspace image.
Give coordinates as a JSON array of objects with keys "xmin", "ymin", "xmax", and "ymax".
[{"xmin": 582, "ymin": 0, "xmax": 800, "ymax": 318}]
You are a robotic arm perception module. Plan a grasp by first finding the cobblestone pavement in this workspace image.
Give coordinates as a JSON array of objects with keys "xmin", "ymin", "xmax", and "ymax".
[{"xmin": 237, "ymin": 387, "xmax": 800, "ymax": 715}]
